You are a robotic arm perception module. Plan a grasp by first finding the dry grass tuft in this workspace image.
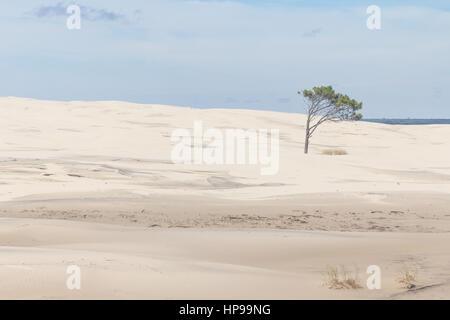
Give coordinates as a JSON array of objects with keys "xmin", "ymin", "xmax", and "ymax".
[
  {"xmin": 397, "ymin": 268, "xmax": 418, "ymax": 290},
  {"xmin": 323, "ymin": 265, "xmax": 362, "ymax": 290},
  {"xmin": 322, "ymin": 149, "xmax": 348, "ymax": 156}
]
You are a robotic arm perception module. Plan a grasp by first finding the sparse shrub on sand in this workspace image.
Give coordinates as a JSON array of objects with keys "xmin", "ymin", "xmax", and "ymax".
[
  {"xmin": 322, "ymin": 149, "xmax": 348, "ymax": 156},
  {"xmin": 323, "ymin": 265, "xmax": 362, "ymax": 289},
  {"xmin": 397, "ymin": 268, "xmax": 418, "ymax": 290}
]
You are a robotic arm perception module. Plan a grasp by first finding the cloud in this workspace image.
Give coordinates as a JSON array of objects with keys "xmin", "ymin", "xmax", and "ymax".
[
  {"xmin": 302, "ymin": 27, "xmax": 322, "ymax": 38},
  {"xmin": 33, "ymin": 2, "xmax": 66, "ymax": 17},
  {"xmin": 83, "ymin": 7, "xmax": 126, "ymax": 22},
  {"xmin": 31, "ymin": 2, "xmax": 126, "ymax": 22}
]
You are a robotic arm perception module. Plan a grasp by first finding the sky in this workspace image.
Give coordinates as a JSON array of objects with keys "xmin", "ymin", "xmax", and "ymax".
[{"xmin": 0, "ymin": 0, "xmax": 449, "ymax": 118}]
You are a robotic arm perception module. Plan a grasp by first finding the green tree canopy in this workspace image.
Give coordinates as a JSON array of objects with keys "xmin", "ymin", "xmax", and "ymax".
[{"xmin": 299, "ymin": 85, "xmax": 363, "ymax": 154}]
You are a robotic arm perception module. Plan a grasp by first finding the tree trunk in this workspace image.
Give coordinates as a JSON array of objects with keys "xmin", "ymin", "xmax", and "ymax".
[{"xmin": 304, "ymin": 117, "xmax": 310, "ymax": 154}]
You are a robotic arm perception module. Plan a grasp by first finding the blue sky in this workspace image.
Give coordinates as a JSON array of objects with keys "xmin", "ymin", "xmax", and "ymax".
[{"xmin": 0, "ymin": 1, "xmax": 449, "ymax": 118}]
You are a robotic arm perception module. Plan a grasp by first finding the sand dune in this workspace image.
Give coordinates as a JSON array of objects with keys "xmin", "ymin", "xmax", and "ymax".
[
  {"xmin": 0, "ymin": 97, "xmax": 449, "ymax": 299},
  {"xmin": 2, "ymin": 218, "xmax": 450, "ymax": 300},
  {"xmin": 1, "ymin": 97, "xmax": 450, "ymax": 200}
]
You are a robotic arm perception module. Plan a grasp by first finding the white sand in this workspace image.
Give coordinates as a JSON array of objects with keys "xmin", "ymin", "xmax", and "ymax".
[
  {"xmin": 0, "ymin": 97, "xmax": 449, "ymax": 299},
  {"xmin": 1, "ymin": 218, "xmax": 449, "ymax": 299}
]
